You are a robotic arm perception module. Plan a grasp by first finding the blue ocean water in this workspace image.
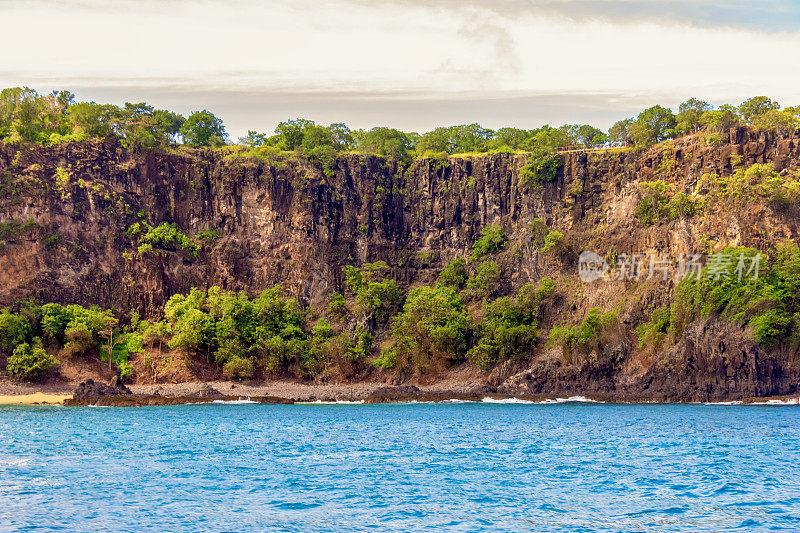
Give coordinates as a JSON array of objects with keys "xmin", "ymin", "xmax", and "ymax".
[{"xmin": 1, "ymin": 401, "xmax": 799, "ymax": 532}]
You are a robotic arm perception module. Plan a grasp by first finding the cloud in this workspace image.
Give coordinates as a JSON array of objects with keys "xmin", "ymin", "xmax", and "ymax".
[
  {"xmin": 353, "ymin": 0, "xmax": 800, "ymax": 33},
  {"xmin": 2, "ymin": 0, "xmax": 800, "ymax": 138}
]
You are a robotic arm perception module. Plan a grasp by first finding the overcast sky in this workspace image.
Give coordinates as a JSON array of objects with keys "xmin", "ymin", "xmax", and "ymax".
[{"xmin": 2, "ymin": 0, "xmax": 799, "ymax": 139}]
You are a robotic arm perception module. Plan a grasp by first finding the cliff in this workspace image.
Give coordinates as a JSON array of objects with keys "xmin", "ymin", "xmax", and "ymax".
[{"xmin": 2, "ymin": 126, "xmax": 800, "ymax": 401}]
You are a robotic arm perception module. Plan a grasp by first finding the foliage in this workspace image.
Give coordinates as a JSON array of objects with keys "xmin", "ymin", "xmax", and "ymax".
[
  {"xmin": 388, "ymin": 286, "xmax": 470, "ymax": 366},
  {"xmin": 0, "ymin": 309, "xmax": 30, "ymax": 354},
  {"xmin": 674, "ymin": 98, "xmax": 711, "ymax": 134},
  {"xmin": 437, "ymin": 258, "xmax": 469, "ymax": 289},
  {"xmin": 415, "ymin": 124, "xmax": 493, "ymax": 156},
  {"xmin": 528, "ymin": 218, "xmax": 549, "ymax": 247},
  {"xmin": 128, "ymin": 222, "xmax": 199, "ymax": 257},
  {"xmin": 327, "ymin": 292, "xmax": 347, "ymax": 316},
  {"xmin": 179, "ymin": 110, "xmax": 226, "ymax": 147},
  {"xmin": 548, "ymin": 308, "xmax": 618, "ymax": 364},
  {"xmin": 670, "ymin": 245, "xmax": 800, "ymax": 348},
  {"xmin": 353, "ymin": 127, "xmax": 414, "ymax": 162},
  {"xmin": 635, "ymin": 307, "xmax": 671, "ymax": 353},
  {"xmin": 164, "ymin": 286, "xmax": 314, "ymax": 377},
  {"xmin": 470, "ymin": 224, "xmax": 506, "ymax": 261},
  {"xmin": 635, "ymin": 180, "xmax": 699, "ymax": 226},
  {"xmin": 197, "ymin": 229, "xmax": 221, "ymax": 241},
  {"xmin": 608, "ymin": 119, "xmax": 633, "ymax": 143},
  {"xmin": 738, "ymin": 96, "xmax": 780, "ymax": 124},
  {"xmin": 540, "ymin": 230, "xmax": 563, "ymax": 253},
  {"xmin": 700, "ymin": 105, "xmax": 740, "ymax": 133},
  {"xmin": 0, "ymin": 219, "xmax": 38, "ymax": 242},
  {"xmin": 467, "ymin": 279, "xmax": 554, "ymax": 369},
  {"xmin": 342, "ymin": 262, "xmax": 400, "ymax": 323},
  {"xmin": 463, "ymin": 260, "xmax": 501, "ymax": 300},
  {"xmin": 520, "ymin": 148, "xmax": 563, "ymax": 187},
  {"xmin": 698, "ymin": 163, "xmax": 800, "ymax": 208},
  {"xmin": 6, "ymin": 338, "xmax": 58, "ymax": 380},
  {"xmin": 631, "ymin": 105, "xmax": 677, "ymax": 146}
]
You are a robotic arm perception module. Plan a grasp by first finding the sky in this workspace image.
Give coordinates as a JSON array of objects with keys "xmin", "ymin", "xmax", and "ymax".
[{"xmin": 2, "ymin": 0, "xmax": 800, "ymax": 140}]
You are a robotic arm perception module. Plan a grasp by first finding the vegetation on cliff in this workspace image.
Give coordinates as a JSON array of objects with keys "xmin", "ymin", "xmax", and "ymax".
[
  {"xmin": 2, "ymin": 86, "xmax": 800, "ymax": 399},
  {"xmin": 2, "ymin": 87, "xmax": 798, "ymax": 175},
  {"xmin": 0, "ymin": 229, "xmax": 556, "ymax": 382}
]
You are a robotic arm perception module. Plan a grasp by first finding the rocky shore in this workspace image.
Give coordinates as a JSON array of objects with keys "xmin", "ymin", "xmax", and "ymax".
[{"xmin": 3, "ymin": 378, "xmax": 797, "ymax": 407}]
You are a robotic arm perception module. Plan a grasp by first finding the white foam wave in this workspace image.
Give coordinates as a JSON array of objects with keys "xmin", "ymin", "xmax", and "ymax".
[
  {"xmin": 295, "ymin": 400, "xmax": 365, "ymax": 405},
  {"xmin": 209, "ymin": 399, "xmax": 259, "ymax": 405},
  {"xmin": 482, "ymin": 397, "xmax": 537, "ymax": 404},
  {"xmin": 749, "ymin": 398, "xmax": 800, "ymax": 406},
  {"xmin": 705, "ymin": 398, "xmax": 799, "ymax": 406},
  {"xmin": 482, "ymin": 395, "xmax": 602, "ymax": 404}
]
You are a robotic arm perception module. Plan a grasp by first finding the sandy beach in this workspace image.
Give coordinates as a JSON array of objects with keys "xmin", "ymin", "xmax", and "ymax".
[{"xmin": 0, "ymin": 392, "xmax": 73, "ymax": 405}]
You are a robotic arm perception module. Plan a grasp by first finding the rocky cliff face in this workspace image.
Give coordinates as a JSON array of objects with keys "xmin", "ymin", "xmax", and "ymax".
[{"xmin": 2, "ymin": 127, "xmax": 799, "ymax": 400}]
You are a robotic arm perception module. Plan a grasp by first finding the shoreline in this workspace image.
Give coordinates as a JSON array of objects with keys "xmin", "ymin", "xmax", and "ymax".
[{"xmin": 1, "ymin": 379, "xmax": 799, "ymax": 406}]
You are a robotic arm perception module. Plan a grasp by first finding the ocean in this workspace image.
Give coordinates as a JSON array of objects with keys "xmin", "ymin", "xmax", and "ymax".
[{"xmin": 1, "ymin": 400, "xmax": 799, "ymax": 532}]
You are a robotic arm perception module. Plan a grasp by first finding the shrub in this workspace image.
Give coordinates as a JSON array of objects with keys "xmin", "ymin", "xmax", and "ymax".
[
  {"xmin": 464, "ymin": 260, "xmax": 501, "ymax": 300},
  {"xmin": 7, "ymin": 339, "xmax": 58, "ymax": 380},
  {"xmin": 0, "ymin": 310, "xmax": 30, "ymax": 354},
  {"xmin": 548, "ymin": 308, "xmax": 618, "ymax": 364},
  {"xmin": 327, "ymin": 292, "xmax": 347, "ymax": 316},
  {"xmin": 540, "ymin": 231, "xmax": 563, "ymax": 253},
  {"xmin": 636, "ymin": 180, "xmax": 699, "ymax": 226},
  {"xmin": 471, "ymin": 224, "xmax": 506, "ymax": 261},
  {"xmin": 197, "ymin": 229, "xmax": 221, "ymax": 241},
  {"xmin": 437, "ymin": 258, "xmax": 468, "ymax": 289},
  {"xmin": 388, "ymin": 286, "xmax": 470, "ymax": 366},
  {"xmin": 521, "ymin": 148, "xmax": 562, "ymax": 187},
  {"xmin": 342, "ymin": 262, "xmax": 400, "ymax": 322},
  {"xmin": 137, "ymin": 222, "xmax": 199, "ymax": 257},
  {"xmin": 528, "ymin": 218, "xmax": 549, "ymax": 247},
  {"xmin": 373, "ymin": 348, "xmax": 397, "ymax": 369},
  {"xmin": 467, "ymin": 278, "xmax": 554, "ymax": 370},
  {"xmin": 635, "ymin": 308, "xmax": 671, "ymax": 354},
  {"xmin": 668, "ymin": 245, "xmax": 800, "ymax": 348},
  {"xmin": 223, "ymin": 355, "xmax": 255, "ymax": 379}
]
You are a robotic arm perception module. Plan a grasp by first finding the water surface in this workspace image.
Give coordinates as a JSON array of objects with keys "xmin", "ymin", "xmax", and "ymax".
[{"xmin": 1, "ymin": 401, "xmax": 798, "ymax": 532}]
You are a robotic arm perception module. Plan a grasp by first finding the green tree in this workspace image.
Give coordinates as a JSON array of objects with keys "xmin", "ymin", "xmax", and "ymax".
[
  {"xmin": 389, "ymin": 286, "xmax": 470, "ymax": 366},
  {"xmin": 0, "ymin": 310, "xmax": 30, "ymax": 354},
  {"xmin": 437, "ymin": 258, "xmax": 469, "ymax": 289},
  {"xmin": 608, "ymin": 118, "xmax": 633, "ymax": 143},
  {"xmin": 676, "ymin": 98, "xmax": 711, "ymax": 133},
  {"xmin": 631, "ymin": 105, "xmax": 677, "ymax": 146},
  {"xmin": 67, "ymin": 102, "xmax": 118, "ymax": 138},
  {"xmin": 275, "ymin": 118, "xmax": 316, "ymax": 150},
  {"xmin": 353, "ymin": 127, "xmax": 414, "ymax": 161},
  {"xmin": 739, "ymin": 96, "xmax": 780, "ymax": 123},
  {"xmin": 576, "ymin": 125, "xmax": 606, "ymax": 147},
  {"xmin": 6, "ymin": 338, "xmax": 58, "ymax": 381},
  {"xmin": 180, "ymin": 110, "xmax": 226, "ymax": 147},
  {"xmin": 700, "ymin": 104, "xmax": 740, "ymax": 132}
]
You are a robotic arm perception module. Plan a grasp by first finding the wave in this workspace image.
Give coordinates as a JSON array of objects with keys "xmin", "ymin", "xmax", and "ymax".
[
  {"xmin": 482, "ymin": 397, "xmax": 537, "ymax": 404},
  {"xmin": 705, "ymin": 398, "xmax": 799, "ymax": 406},
  {"xmin": 209, "ymin": 399, "xmax": 260, "ymax": 405},
  {"xmin": 749, "ymin": 398, "xmax": 800, "ymax": 406},
  {"xmin": 482, "ymin": 396, "xmax": 602, "ymax": 404},
  {"xmin": 294, "ymin": 400, "xmax": 365, "ymax": 405}
]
